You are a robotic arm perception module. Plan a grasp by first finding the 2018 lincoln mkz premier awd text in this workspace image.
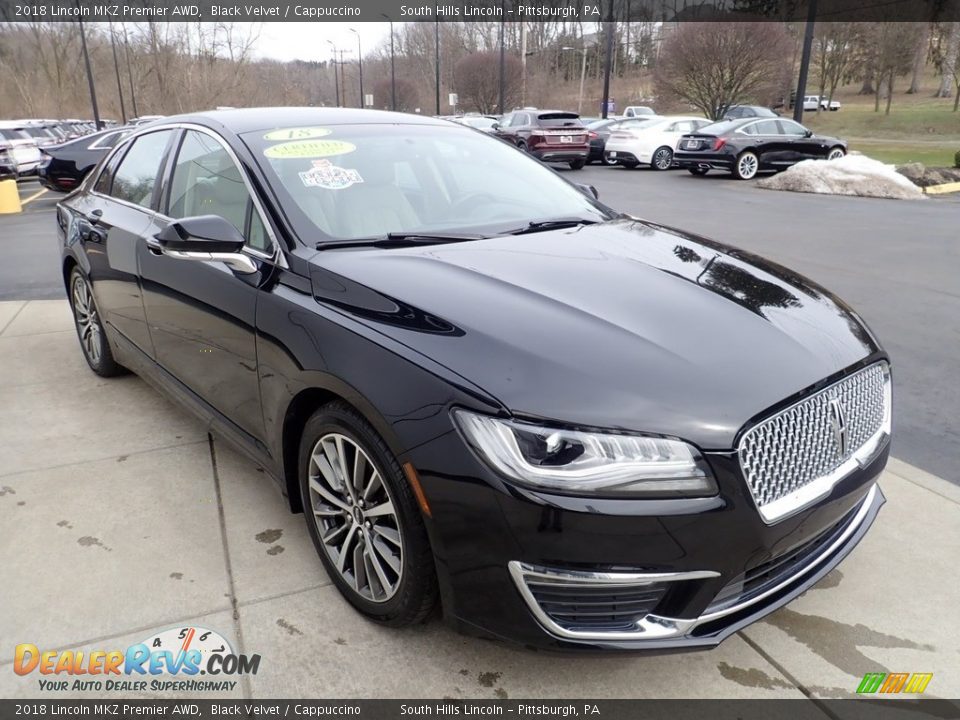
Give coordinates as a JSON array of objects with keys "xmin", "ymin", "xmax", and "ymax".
[{"xmin": 57, "ymin": 109, "xmax": 891, "ymax": 651}]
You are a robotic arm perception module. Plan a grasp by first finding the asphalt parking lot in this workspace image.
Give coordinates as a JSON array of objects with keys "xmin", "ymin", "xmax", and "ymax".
[{"xmin": 1, "ymin": 174, "xmax": 959, "ymax": 701}]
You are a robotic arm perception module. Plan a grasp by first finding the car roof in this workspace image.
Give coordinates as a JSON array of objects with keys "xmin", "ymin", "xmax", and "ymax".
[{"xmin": 143, "ymin": 107, "xmax": 449, "ymax": 135}]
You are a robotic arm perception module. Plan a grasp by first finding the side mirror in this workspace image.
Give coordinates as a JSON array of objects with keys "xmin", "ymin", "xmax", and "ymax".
[
  {"xmin": 491, "ymin": 122, "xmax": 501, "ymax": 131},
  {"xmin": 151, "ymin": 215, "xmax": 257, "ymax": 274},
  {"xmin": 804, "ymin": 129, "xmax": 813, "ymax": 138},
  {"xmin": 576, "ymin": 183, "xmax": 599, "ymax": 200}
]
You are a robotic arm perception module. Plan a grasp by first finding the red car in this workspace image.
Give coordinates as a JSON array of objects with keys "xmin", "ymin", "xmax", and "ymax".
[{"xmin": 494, "ymin": 110, "xmax": 589, "ymax": 170}]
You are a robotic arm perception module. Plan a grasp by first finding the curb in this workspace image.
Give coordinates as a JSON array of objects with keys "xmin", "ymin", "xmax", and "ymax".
[{"xmin": 923, "ymin": 180, "xmax": 960, "ymax": 195}]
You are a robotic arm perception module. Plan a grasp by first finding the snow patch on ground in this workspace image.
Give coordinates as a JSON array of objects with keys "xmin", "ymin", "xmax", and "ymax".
[{"xmin": 756, "ymin": 154, "xmax": 925, "ymax": 200}]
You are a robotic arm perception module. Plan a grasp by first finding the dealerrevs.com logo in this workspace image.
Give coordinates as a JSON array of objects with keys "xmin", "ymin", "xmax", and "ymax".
[{"xmin": 14, "ymin": 626, "xmax": 260, "ymax": 693}]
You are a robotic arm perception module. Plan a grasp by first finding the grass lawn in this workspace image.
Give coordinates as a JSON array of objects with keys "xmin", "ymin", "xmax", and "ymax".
[{"xmin": 851, "ymin": 142, "xmax": 958, "ymax": 167}]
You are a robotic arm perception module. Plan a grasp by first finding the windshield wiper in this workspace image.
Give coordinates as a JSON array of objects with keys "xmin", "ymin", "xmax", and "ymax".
[
  {"xmin": 316, "ymin": 231, "xmax": 486, "ymax": 250},
  {"xmin": 500, "ymin": 217, "xmax": 600, "ymax": 236}
]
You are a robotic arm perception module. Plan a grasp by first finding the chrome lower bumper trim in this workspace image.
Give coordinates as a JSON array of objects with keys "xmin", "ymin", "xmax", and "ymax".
[{"xmin": 509, "ymin": 483, "xmax": 880, "ymax": 643}]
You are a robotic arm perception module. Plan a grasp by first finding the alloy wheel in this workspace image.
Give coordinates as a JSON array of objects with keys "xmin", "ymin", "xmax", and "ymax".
[
  {"xmin": 736, "ymin": 152, "xmax": 759, "ymax": 179},
  {"xmin": 307, "ymin": 433, "xmax": 403, "ymax": 603},
  {"xmin": 71, "ymin": 275, "xmax": 102, "ymax": 364},
  {"xmin": 653, "ymin": 147, "xmax": 673, "ymax": 170},
  {"xmin": 827, "ymin": 148, "xmax": 845, "ymax": 160}
]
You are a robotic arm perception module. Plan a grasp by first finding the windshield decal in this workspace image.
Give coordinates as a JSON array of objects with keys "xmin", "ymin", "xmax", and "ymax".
[
  {"xmin": 298, "ymin": 160, "xmax": 364, "ymax": 190},
  {"xmin": 263, "ymin": 127, "xmax": 332, "ymax": 141},
  {"xmin": 264, "ymin": 139, "xmax": 356, "ymax": 159}
]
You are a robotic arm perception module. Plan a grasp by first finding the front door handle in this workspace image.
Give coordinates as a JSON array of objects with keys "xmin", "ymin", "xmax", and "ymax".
[{"xmin": 145, "ymin": 236, "xmax": 163, "ymax": 254}]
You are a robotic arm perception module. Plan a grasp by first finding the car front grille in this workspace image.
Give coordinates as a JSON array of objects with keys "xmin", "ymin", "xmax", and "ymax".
[
  {"xmin": 739, "ymin": 362, "xmax": 890, "ymax": 523},
  {"xmin": 525, "ymin": 580, "xmax": 668, "ymax": 633}
]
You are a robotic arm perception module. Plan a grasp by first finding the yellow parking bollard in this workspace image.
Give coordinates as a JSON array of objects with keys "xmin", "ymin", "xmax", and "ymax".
[{"xmin": 0, "ymin": 179, "xmax": 22, "ymax": 214}]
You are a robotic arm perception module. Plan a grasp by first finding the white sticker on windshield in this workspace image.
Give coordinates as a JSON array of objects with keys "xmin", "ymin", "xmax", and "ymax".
[{"xmin": 299, "ymin": 159, "xmax": 364, "ymax": 190}]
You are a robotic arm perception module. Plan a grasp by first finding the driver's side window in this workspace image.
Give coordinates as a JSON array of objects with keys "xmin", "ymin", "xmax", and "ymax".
[{"xmin": 167, "ymin": 130, "xmax": 271, "ymax": 252}]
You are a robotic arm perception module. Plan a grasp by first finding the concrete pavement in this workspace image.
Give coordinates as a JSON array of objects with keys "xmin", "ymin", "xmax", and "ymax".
[{"xmin": 1, "ymin": 299, "xmax": 958, "ymax": 701}]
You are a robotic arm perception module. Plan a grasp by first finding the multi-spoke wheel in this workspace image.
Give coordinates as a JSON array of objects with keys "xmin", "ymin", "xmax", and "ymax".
[
  {"xmin": 733, "ymin": 151, "xmax": 759, "ymax": 180},
  {"xmin": 308, "ymin": 433, "xmax": 403, "ymax": 602},
  {"xmin": 651, "ymin": 146, "xmax": 674, "ymax": 171},
  {"xmin": 826, "ymin": 147, "xmax": 846, "ymax": 161},
  {"xmin": 298, "ymin": 402, "xmax": 438, "ymax": 626},
  {"xmin": 68, "ymin": 268, "xmax": 125, "ymax": 377}
]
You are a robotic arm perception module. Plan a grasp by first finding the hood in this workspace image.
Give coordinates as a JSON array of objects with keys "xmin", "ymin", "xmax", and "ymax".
[{"xmin": 309, "ymin": 219, "xmax": 881, "ymax": 449}]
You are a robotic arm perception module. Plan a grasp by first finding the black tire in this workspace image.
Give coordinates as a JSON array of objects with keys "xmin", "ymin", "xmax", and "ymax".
[
  {"xmin": 602, "ymin": 154, "xmax": 618, "ymax": 166},
  {"xmin": 651, "ymin": 146, "xmax": 674, "ymax": 171},
  {"xmin": 569, "ymin": 159, "xmax": 586, "ymax": 170},
  {"xmin": 517, "ymin": 141, "xmax": 528, "ymax": 153},
  {"xmin": 733, "ymin": 150, "xmax": 760, "ymax": 180},
  {"xmin": 298, "ymin": 401, "xmax": 438, "ymax": 627},
  {"xmin": 826, "ymin": 146, "xmax": 846, "ymax": 161},
  {"xmin": 621, "ymin": 160, "xmax": 639, "ymax": 169},
  {"xmin": 687, "ymin": 167, "xmax": 709, "ymax": 176},
  {"xmin": 68, "ymin": 267, "xmax": 126, "ymax": 377}
]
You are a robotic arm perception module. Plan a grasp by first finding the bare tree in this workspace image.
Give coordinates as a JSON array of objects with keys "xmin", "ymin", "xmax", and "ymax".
[
  {"xmin": 653, "ymin": 23, "xmax": 791, "ymax": 120},
  {"xmin": 454, "ymin": 51, "xmax": 522, "ymax": 114},
  {"xmin": 863, "ymin": 23, "xmax": 923, "ymax": 114},
  {"xmin": 935, "ymin": 22, "xmax": 960, "ymax": 98},
  {"xmin": 371, "ymin": 77, "xmax": 419, "ymax": 112},
  {"xmin": 906, "ymin": 23, "xmax": 931, "ymax": 94},
  {"xmin": 814, "ymin": 23, "xmax": 859, "ymax": 114}
]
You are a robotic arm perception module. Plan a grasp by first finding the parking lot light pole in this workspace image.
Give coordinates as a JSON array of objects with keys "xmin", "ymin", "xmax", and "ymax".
[
  {"xmin": 600, "ymin": 6, "xmax": 614, "ymax": 119},
  {"xmin": 76, "ymin": 10, "xmax": 102, "ymax": 130},
  {"xmin": 349, "ymin": 28, "xmax": 363, "ymax": 108},
  {"xmin": 793, "ymin": 0, "xmax": 818, "ymax": 123},
  {"xmin": 498, "ymin": 11, "xmax": 505, "ymax": 114},
  {"xmin": 435, "ymin": 19, "xmax": 441, "ymax": 115},
  {"xmin": 108, "ymin": 22, "xmax": 126, "ymax": 124},
  {"xmin": 122, "ymin": 25, "xmax": 139, "ymax": 118},
  {"xmin": 381, "ymin": 14, "xmax": 396, "ymax": 111}
]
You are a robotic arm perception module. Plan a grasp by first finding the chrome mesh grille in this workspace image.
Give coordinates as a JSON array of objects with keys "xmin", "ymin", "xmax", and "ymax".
[{"xmin": 739, "ymin": 363, "xmax": 889, "ymax": 519}]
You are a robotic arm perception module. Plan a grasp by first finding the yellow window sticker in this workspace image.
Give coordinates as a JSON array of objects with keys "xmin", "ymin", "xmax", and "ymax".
[
  {"xmin": 263, "ymin": 127, "xmax": 332, "ymax": 141},
  {"xmin": 264, "ymin": 139, "xmax": 356, "ymax": 159}
]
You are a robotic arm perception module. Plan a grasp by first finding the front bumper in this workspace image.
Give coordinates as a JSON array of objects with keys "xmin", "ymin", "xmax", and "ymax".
[{"xmin": 409, "ymin": 427, "xmax": 888, "ymax": 651}]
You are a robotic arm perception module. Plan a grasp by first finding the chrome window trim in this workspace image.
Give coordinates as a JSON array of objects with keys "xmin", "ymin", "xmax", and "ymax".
[
  {"xmin": 88, "ymin": 122, "xmax": 286, "ymax": 269},
  {"xmin": 87, "ymin": 130, "xmax": 129, "ymax": 150},
  {"xmin": 509, "ymin": 483, "xmax": 879, "ymax": 642}
]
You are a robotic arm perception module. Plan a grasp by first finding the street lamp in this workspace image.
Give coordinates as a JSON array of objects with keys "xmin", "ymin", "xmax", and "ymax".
[
  {"xmin": 434, "ymin": 19, "xmax": 440, "ymax": 115},
  {"xmin": 108, "ymin": 21, "xmax": 127, "ymax": 124},
  {"xmin": 75, "ymin": 3, "xmax": 102, "ymax": 130},
  {"xmin": 381, "ymin": 14, "xmax": 396, "ymax": 111},
  {"xmin": 349, "ymin": 28, "xmax": 364, "ymax": 108},
  {"xmin": 561, "ymin": 46, "xmax": 588, "ymax": 115},
  {"xmin": 326, "ymin": 40, "xmax": 340, "ymax": 107}
]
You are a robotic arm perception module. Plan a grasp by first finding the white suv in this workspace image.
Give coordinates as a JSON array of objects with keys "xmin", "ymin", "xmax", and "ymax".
[{"xmin": 0, "ymin": 121, "xmax": 42, "ymax": 177}]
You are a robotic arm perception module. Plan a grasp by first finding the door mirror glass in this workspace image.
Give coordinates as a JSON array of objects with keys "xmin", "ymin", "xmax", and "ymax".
[
  {"xmin": 156, "ymin": 215, "xmax": 246, "ymax": 253},
  {"xmin": 491, "ymin": 122, "xmax": 500, "ymax": 131}
]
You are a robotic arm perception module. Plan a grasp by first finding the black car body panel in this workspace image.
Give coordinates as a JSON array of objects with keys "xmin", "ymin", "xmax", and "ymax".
[
  {"xmin": 57, "ymin": 108, "xmax": 888, "ymax": 651},
  {"xmin": 39, "ymin": 127, "xmax": 132, "ymax": 192}
]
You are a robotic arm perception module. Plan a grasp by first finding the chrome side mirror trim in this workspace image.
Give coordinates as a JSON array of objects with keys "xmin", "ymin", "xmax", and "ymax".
[{"xmin": 145, "ymin": 237, "xmax": 258, "ymax": 275}]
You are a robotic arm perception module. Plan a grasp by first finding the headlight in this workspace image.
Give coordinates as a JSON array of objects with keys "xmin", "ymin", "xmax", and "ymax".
[{"xmin": 453, "ymin": 409, "xmax": 717, "ymax": 497}]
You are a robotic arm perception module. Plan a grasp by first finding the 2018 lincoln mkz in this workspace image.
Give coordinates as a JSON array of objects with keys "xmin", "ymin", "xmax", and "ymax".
[{"xmin": 57, "ymin": 109, "xmax": 890, "ymax": 651}]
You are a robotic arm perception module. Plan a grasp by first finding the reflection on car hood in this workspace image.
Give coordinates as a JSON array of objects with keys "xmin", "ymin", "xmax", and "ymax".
[{"xmin": 309, "ymin": 218, "xmax": 881, "ymax": 449}]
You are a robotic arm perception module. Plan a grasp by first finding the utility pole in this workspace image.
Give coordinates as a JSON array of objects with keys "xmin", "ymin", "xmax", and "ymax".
[
  {"xmin": 76, "ymin": 10, "xmax": 102, "ymax": 130},
  {"xmin": 339, "ymin": 50, "xmax": 347, "ymax": 106},
  {"xmin": 793, "ymin": 0, "xmax": 818, "ymax": 123},
  {"xmin": 600, "ymin": 3, "xmax": 614, "ymax": 119},
  {"xmin": 327, "ymin": 41, "xmax": 340, "ymax": 107},
  {"xmin": 382, "ymin": 14, "xmax": 396, "ymax": 110},
  {"xmin": 434, "ymin": 18, "xmax": 441, "ymax": 115},
  {"xmin": 108, "ymin": 22, "xmax": 126, "ymax": 124},
  {"xmin": 122, "ymin": 24, "xmax": 139, "ymax": 118},
  {"xmin": 498, "ymin": 9, "xmax": 505, "ymax": 114},
  {"xmin": 520, "ymin": 21, "xmax": 527, "ymax": 106}
]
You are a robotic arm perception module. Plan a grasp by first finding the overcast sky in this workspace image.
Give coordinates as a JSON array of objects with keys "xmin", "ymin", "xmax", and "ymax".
[{"xmin": 256, "ymin": 23, "xmax": 394, "ymax": 63}]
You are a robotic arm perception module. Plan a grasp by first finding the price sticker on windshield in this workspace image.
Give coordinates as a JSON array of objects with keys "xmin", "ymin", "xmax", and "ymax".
[
  {"xmin": 264, "ymin": 139, "xmax": 356, "ymax": 159},
  {"xmin": 263, "ymin": 127, "xmax": 332, "ymax": 141}
]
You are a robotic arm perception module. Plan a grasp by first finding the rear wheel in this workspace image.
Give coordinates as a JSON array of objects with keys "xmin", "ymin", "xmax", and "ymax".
[
  {"xmin": 733, "ymin": 151, "xmax": 759, "ymax": 180},
  {"xmin": 651, "ymin": 146, "xmax": 674, "ymax": 171},
  {"xmin": 602, "ymin": 154, "xmax": 618, "ymax": 166},
  {"xmin": 68, "ymin": 268, "xmax": 125, "ymax": 377},
  {"xmin": 298, "ymin": 402, "xmax": 438, "ymax": 627},
  {"xmin": 826, "ymin": 147, "xmax": 846, "ymax": 160},
  {"xmin": 687, "ymin": 167, "xmax": 709, "ymax": 176},
  {"xmin": 569, "ymin": 159, "xmax": 586, "ymax": 170},
  {"xmin": 517, "ymin": 141, "xmax": 528, "ymax": 153}
]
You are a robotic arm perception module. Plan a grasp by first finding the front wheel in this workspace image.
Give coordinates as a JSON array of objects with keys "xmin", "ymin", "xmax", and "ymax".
[
  {"xmin": 826, "ymin": 147, "xmax": 846, "ymax": 160},
  {"xmin": 733, "ymin": 151, "xmax": 759, "ymax": 180},
  {"xmin": 568, "ymin": 159, "xmax": 586, "ymax": 170},
  {"xmin": 298, "ymin": 401, "xmax": 438, "ymax": 627},
  {"xmin": 651, "ymin": 146, "xmax": 674, "ymax": 171},
  {"xmin": 69, "ymin": 268, "xmax": 126, "ymax": 377},
  {"xmin": 602, "ymin": 154, "xmax": 618, "ymax": 166}
]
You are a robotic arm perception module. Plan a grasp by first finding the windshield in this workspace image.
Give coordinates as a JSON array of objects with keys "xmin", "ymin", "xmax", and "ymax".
[{"xmin": 244, "ymin": 123, "xmax": 612, "ymax": 242}]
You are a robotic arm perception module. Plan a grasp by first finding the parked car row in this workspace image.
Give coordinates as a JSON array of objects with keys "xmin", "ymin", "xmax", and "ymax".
[{"xmin": 0, "ymin": 118, "xmax": 116, "ymax": 179}]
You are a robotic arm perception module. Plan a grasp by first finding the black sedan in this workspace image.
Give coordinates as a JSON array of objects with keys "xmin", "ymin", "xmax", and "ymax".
[
  {"xmin": 58, "ymin": 108, "xmax": 889, "ymax": 651},
  {"xmin": 38, "ymin": 126, "xmax": 131, "ymax": 192},
  {"xmin": 674, "ymin": 118, "xmax": 847, "ymax": 179}
]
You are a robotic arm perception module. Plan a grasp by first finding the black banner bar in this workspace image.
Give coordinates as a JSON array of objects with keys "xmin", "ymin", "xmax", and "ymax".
[
  {"xmin": 1, "ymin": 699, "xmax": 959, "ymax": 720},
  {"xmin": 0, "ymin": 0, "xmax": 958, "ymax": 23}
]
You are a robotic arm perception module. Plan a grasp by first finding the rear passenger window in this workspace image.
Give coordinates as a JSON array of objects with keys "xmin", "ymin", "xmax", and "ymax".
[
  {"xmin": 754, "ymin": 120, "xmax": 781, "ymax": 135},
  {"xmin": 109, "ymin": 130, "xmax": 174, "ymax": 208}
]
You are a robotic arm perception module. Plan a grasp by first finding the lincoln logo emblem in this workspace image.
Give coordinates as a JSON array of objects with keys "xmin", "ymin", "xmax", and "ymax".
[{"xmin": 828, "ymin": 397, "xmax": 848, "ymax": 457}]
